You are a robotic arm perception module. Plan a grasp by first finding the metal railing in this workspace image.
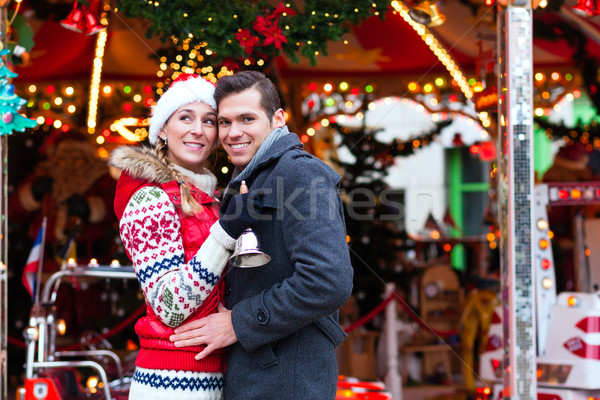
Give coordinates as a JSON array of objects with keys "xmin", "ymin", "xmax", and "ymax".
[{"xmin": 24, "ymin": 264, "xmax": 138, "ymax": 400}]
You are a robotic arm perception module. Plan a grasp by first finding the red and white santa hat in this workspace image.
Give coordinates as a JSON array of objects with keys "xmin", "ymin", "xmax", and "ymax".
[{"xmin": 148, "ymin": 73, "xmax": 217, "ymax": 145}]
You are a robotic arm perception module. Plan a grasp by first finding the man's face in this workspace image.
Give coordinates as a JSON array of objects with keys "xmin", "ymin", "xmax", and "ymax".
[{"xmin": 218, "ymin": 87, "xmax": 285, "ymax": 170}]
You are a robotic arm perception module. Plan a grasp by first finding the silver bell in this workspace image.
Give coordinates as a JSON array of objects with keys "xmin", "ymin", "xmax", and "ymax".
[{"xmin": 229, "ymin": 228, "xmax": 271, "ymax": 268}]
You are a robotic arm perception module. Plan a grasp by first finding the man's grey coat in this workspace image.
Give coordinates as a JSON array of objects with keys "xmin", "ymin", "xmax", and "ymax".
[{"xmin": 221, "ymin": 132, "xmax": 353, "ymax": 399}]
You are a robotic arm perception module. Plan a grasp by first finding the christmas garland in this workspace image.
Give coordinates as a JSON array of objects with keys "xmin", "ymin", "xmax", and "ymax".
[
  {"xmin": 535, "ymin": 116, "xmax": 600, "ymax": 145},
  {"xmin": 113, "ymin": 0, "xmax": 386, "ymax": 70},
  {"xmin": 331, "ymin": 119, "xmax": 452, "ymax": 174}
]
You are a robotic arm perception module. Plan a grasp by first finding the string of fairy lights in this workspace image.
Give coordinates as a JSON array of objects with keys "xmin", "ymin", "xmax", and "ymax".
[
  {"xmin": 296, "ymin": 71, "xmax": 583, "ymax": 145},
  {"xmin": 391, "ymin": 2, "xmax": 472, "ymax": 97},
  {"xmin": 87, "ymin": 28, "xmax": 108, "ymax": 133},
  {"xmin": 23, "ymin": 81, "xmax": 155, "ymax": 158},
  {"xmin": 18, "ymin": 70, "xmax": 586, "ymax": 160},
  {"xmin": 13, "ymin": 0, "xmax": 591, "ymax": 158}
]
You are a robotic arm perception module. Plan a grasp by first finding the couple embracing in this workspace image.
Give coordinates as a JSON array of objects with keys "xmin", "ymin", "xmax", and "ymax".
[{"xmin": 111, "ymin": 71, "xmax": 353, "ymax": 400}]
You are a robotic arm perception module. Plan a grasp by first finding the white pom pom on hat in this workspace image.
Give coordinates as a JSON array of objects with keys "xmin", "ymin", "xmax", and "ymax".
[{"xmin": 148, "ymin": 74, "xmax": 217, "ymax": 145}]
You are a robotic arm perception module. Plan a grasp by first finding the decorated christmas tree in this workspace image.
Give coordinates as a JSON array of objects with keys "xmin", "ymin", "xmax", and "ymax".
[
  {"xmin": 331, "ymin": 118, "xmax": 451, "ymax": 318},
  {"xmin": 0, "ymin": 48, "xmax": 37, "ymax": 135}
]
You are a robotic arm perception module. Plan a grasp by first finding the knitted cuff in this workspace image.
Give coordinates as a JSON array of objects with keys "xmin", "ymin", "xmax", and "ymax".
[
  {"xmin": 194, "ymin": 234, "xmax": 231, "ymax": 278},
  {"xmin": 210, "ymin": 222, "xmax": 237, "ymax": 251}
]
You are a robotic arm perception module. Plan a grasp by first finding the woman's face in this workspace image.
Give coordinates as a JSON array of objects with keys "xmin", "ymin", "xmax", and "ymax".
[{"xmin": 159, "ymin": 102, "xmax": 217, "ymax": 174}]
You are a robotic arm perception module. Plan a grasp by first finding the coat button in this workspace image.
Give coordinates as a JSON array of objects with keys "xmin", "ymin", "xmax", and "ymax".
[
  {"xmin": 225, "ymin": 284, "xmax": 231, "ymax": 296},
  {"xmin": 256, "ymin": 310, "xmax": 267, "ymax": 323}
]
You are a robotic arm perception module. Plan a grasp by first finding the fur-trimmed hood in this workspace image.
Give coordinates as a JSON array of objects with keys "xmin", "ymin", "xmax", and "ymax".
[
  {"xmin": 110, "ymin": 145, "xmax": 173, "ymax": 185},
  {"xmin": 110, "ymin": 145, "xmax": 217, "ymax": 220}
]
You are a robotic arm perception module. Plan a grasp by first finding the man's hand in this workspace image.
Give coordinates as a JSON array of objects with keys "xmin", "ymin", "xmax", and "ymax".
[
  {"xmin": 218, "ymin": 192, "xmax": 263, "ymax": 240},
  {"xmin": 170, "ymin": 303, "xmax": 238, "ymax": 360}
]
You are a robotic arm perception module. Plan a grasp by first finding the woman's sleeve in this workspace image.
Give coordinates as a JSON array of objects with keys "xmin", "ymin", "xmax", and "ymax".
[{"xmin": 118, "ymin": 185, "xmax": 233, "ymax": 327}]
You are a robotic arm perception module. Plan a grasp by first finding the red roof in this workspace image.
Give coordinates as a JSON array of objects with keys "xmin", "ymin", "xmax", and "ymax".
[{"xmin": 12, "ymin": 2, "xmax": 600, "ymax": 90}]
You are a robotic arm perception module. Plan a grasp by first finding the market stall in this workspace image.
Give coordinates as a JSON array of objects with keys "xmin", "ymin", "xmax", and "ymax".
[{"xmin": 3, "ymin": 1, "xmax": 600, "ymax": 399}]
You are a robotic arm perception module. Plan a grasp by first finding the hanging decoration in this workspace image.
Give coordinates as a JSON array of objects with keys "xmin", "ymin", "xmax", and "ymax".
[
  {"xmin": 331, "ymin": 119, "xmax": 452, "ymax": 169},
  {"xmin": 535, "ymin": 117, "xmax": 600, "ymax": 148},
  {"xmin": 301, "ymin": 79, "xmax": 470, "ymax": 120},
  {"xmin": 0, "ymin": 47, "xmax": 37, "ymax": 135},
  {"xmin": 112, "ymin": 0, "xmax": 386, "ymax": 73},
  {"xmin": 572, "ymin": 0, "xmax": 600, "ymax": 17},
  {"xmin": 60, "ymin": 0, "xmax": 105, "ymax": 36},
  {"xmin": 299, "ymin": 77, "xmax": 486, "ymax": 149},
  {"xmin": 408, "ymin": 0, "xmax": 446, "ymax": 27},
  {"xmin": 533, "ymin": 14, "xmax": 600, "ymax": 114},
  {"xmin": 301, "ymin": 82, "xmax": 374, "ymax": 124}
]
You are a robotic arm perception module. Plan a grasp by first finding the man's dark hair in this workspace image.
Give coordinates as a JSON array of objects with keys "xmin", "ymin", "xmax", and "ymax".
[{"xmin": 215, "ymin": 71, "xmax": 281, "ymax": 121}]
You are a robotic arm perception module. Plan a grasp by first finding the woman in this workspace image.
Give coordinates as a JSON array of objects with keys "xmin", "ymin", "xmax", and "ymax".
[{"xmin": 110, "ymin": 74, "xmax": 249, "ymax": 400}]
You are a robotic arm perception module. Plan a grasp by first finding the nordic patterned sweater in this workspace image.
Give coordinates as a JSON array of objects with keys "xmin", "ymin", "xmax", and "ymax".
[{"xmin": 111, "ymin": 145, "xmax": 235, "ymax": 400}]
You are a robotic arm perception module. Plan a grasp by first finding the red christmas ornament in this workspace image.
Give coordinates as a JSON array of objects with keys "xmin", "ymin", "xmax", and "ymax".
[
  {"xmin": 572, "ymin": 0, "xmax": 598, "ymax": 16},
  {"xmin": 60, "ymin": 1, "xmax": 104, "ymax": 35},
  {"xmin": 83, "ymin": 9, "xmax": 104, "ymax": 35},
  {"xmin": 60, "ymin": 1, "xmax": 85, "ymax": 33}
]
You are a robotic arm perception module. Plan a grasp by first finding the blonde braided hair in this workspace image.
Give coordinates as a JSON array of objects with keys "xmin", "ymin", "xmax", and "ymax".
[{"xmin": 155, "ymin": 139, "xmax": 204, "ymax": 215}]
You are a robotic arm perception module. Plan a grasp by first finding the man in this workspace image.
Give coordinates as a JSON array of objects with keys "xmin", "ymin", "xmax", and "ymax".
[{"xmin": 170, "ymin": 71, "xmax": 353, "ymax": 399}]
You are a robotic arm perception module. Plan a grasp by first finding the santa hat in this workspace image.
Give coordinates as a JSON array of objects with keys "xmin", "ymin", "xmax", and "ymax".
[{"xmin": 148, "ymin": 74, "xmax": 216, "ymax": 145}]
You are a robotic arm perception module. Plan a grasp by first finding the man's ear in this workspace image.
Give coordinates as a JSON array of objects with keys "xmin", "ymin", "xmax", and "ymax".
[{"xmin": 271, "ymin": 108, "xmax": 286, "ymax": 128}]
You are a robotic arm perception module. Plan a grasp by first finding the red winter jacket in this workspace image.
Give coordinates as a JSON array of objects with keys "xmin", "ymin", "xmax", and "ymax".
[{"xmin": 114, "ymin": 173, "xmax": 225, "ymax": 373}]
